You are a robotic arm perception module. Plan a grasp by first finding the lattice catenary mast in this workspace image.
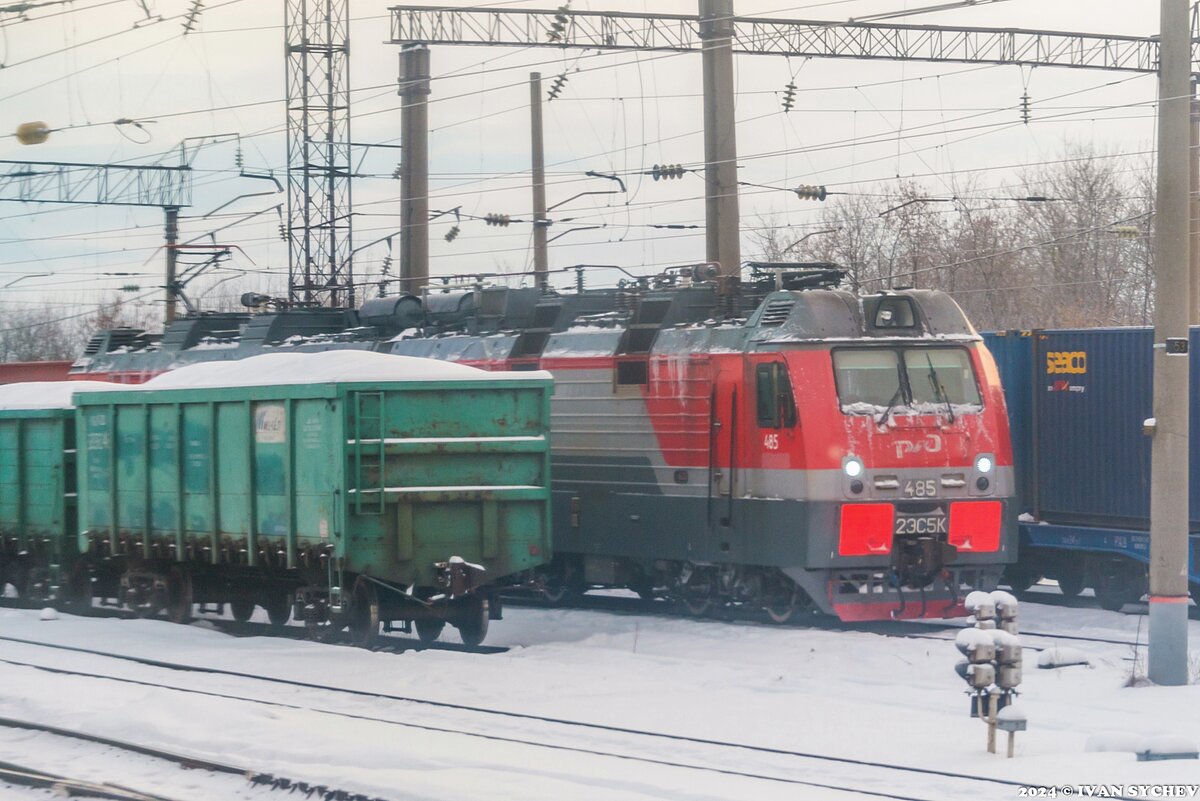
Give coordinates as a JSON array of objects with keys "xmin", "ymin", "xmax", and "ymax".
[{"xmin": 285, "ymin": 0, "xmax": 353, "ymax": 308}]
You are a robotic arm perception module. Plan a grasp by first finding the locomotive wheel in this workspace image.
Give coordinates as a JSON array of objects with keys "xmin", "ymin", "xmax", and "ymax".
[
  {"xmin": 764, "ymin": 587, "xmax": 806, "ymax": 625},
  {"xmin": 454, "ymin": 595, "xmax": 490, "ymax": 647},
  {"xmin": 680, "ymin": 571, "xmax": 713, "ymax": 617},
  {"xmin": 347, "ymin": 578, "xmax": 380, "ymax": 648},
  {"xmin": 1056, "ymin": 565, "xmax": 1086, "ymax": 598},
  {"xmin": 165, "ymin": 567, "xmax": 193, "ymax": 625},
  {"xmin": 229, "ymin": 598, "xmax": 256, "ymax": 623},
  {"xmin": 541, "ymin": 583, "xmax": 569, "ymax": 604},
  {"xmin": 264, "ymin": 593, "xmax": 291, "ymax": 627},
  {"xmin": 415, "ymin": 617, "xmax": 445, "ymax": 644}
]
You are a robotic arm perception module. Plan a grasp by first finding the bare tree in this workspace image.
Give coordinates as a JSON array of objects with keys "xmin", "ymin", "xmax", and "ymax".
[{"xmin": 750, "ymin": 144, "xmax": 1157, "ymax": 331}]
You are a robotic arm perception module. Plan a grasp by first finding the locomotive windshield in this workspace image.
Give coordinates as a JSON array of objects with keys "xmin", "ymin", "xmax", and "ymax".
[{"xmin": 833, "ymin": 347, "xmax": 981, "ymax": 411}]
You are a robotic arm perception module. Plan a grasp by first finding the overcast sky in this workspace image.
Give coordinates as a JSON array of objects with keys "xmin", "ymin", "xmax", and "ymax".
[{"xmin": 0, "ymin": 0, "xmax": 1166, "ymax": 318}]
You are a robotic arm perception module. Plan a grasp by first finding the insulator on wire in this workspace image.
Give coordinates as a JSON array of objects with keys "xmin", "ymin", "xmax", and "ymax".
[
  {"xmin": 794, "ymin": 184, "xmax": 828, "ymax": 201},
  {"xmin": 380, "ymin": 254, "xmax": 393, "ymax": 276},
  {"xmin": 235, "ymin": 146, "xmax": 244, "ymax": 170},
  {"xmin": 782, "ymin": 80, "xmax": 797, "ymax": 113},
  {"xmin": 182, "ymin": 0, "xmax": 203, "ymax": 34},
  {"xmin": 547, "ymin": 73, "xmax": 569, "ymax": 101},
  {"xmin": 445, "ymin": 224, "xmax": 461, "ymax": 242},
  {"xmin": 651, "ymin": 163, "xmax": 686, "ymax": 181},
  {"xmin": 278, "ymin": 222, "xmax": 288, "ymax": 240},
  {"xmin": 392, "ymin": 163, "xmax": 402, "ymax": 180},
  {"xmin": 485, "ymin": 213, "xmax": 511, "ymax": 227},
  {"xmin": 547, "ymin": 3, "xmax": 571, "ymax": 42},
  {"xmin": 1019, "ymin": 92, "xmax": 1031, "ymax": 125}
]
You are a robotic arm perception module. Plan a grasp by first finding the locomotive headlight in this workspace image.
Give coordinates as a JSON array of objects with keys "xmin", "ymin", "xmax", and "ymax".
[
  {"xmin": 975, "ymin": 454, "xmax": 994, "ymax": 474},
  {"xmin": 843, "ymin": 457, "xmax": 864, "ymax": 478}
]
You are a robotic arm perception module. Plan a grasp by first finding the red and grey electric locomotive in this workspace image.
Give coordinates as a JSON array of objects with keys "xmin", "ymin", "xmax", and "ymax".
[{"xmin": 71, "ymin": 264, "xmax": 1016, "ymax": 622}]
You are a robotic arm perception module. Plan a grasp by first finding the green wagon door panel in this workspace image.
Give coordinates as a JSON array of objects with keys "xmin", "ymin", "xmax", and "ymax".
[
  {"xmin": 251, "ymin": 401, "xmax": 289, "ymax": 546},
  {"xmin": 215, "ymin": 402, "xmax": 251, "ymax": 545},
  {"xmin": 148, "ymin": 404, "xmax": 180, "ymax": 537},
  {"xmin": 114, "ymin": 406, "xmax": 147, "ymax": 539},
  {"xmin": 181, "ymin": 404, "xmax": 214, "ymax": 538},
  {"xmin": 82, "ymin": 407, "xmax": 114, "ymax": 535},
  {"xmin": 293, "ymin": 398, "xmax": 338, "ymax": 547}
]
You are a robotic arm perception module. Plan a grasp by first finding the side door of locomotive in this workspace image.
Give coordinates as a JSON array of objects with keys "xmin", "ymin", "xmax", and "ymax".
[{"xmin": 705, "ymin": 353, "xmax": 800, "ymax": 559}]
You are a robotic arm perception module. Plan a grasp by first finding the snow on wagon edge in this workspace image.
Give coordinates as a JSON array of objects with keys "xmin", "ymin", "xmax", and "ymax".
[{"xmin": 136, "ymin": 350, "xmax": 552, "ymax": 390}]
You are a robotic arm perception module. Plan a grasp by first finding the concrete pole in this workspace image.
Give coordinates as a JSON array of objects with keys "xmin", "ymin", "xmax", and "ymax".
[
  {"xmin": 164, "ymin": 205, "xmax": 179, "ymax": 324},
  {"xmin": 698, "ymin": 0, "xmax": 741, "ymax": 286},
  {"xmin": 398, "ymin": 44, "xmax": 430, "ymax": 296},
  {"xmin": 530, "ymin": 72, "xmax": 549, "ymax": 290},
  {"xmin": 1148, "ymin": 0, "xmax": 1191, "ymax": 687},
  {"xmin": 1190, "ymin": 76, "xmax": 1199, "ymax": 323}
]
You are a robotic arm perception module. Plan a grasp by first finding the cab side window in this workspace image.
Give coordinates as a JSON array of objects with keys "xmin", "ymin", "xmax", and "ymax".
[{"xmin": 755, "ymin": 362, "xmax": 797, "ymax": 428}]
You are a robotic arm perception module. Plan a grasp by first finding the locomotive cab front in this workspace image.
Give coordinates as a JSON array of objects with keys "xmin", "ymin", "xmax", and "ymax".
[{"xmin": 773, "ymin": 289, "xmax": 1015, "ymax": 620}]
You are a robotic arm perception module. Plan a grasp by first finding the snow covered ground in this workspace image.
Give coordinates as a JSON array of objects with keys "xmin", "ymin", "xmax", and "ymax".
[{"xmin": 0, "ymin": 594, "xmax": 1198, "ymax": 801}]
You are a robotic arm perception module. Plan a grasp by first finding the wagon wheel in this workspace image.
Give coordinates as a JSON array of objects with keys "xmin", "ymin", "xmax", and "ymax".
[
  {"xmin": 1002, "ymin": 562, "xmax": 1040, "ymax": 594},
  {"xmin": 264, "ymin": 593, "xmax": 292, "ymax": 627},
  {"xmin": 347, "ymin": 577, "xmax": 380, "ymax": 648},
  {"xmin": 1056, "ymin": 565, "xmax": 1086, "ymax": 598},
  {"xmin": 56, "ymin": 561, "xmax": 93, "ymax": 616},
  {"xmin": 1094, "ymin": 560, "xmax": 1146, "ymax": 612},
  {"xmin": 415, "ymin": 617, "xmax": 445, "ymax": 644},
  {"xmin": 229, "ymin": 597, "xmax": 256, "ymax": 624},
  {"xmin": 454, "ymin": 595, "xmax": 490, "ymax": 648},
  {"xmin": 165, "ymin": 566, "xmax": 193, "ymax": 625},
  {"xmin": 122, "ymin": 572, "xmax": 165, "ymax": 619},
  {"xmin": 23, "ymin": 567, "xmax": 53, "ymax": 606}
]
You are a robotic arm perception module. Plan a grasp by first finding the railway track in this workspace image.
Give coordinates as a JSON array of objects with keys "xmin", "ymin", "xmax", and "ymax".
[
  {"xmin": 0, "ymin": 723, "xmax": 390, "ymax": 801},
  {"xmin": 0, "ymin": 760, "xmax": 182, "ymax": 801},
  {"xmin": 0, "ymin": 634, "xmax": 1139, "ymax": 801},
  {"xmin": 504, "ymin": 589, "xmax": 1159, "ymax": 649}
]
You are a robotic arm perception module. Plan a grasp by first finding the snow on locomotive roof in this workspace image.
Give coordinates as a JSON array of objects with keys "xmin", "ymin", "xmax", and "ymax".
[
  {"xmin": 0, "ymin": 380, "xmax": 125, "ymax": 410},
  {"xmin": 138, "ymin": 350, "xmax": 550, "ymax": 390}
]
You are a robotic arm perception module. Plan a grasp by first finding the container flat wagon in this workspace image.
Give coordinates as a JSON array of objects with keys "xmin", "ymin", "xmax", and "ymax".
[
  {"xmin": 984, "ymin": 328, "xmax": 1200, "ymax": 609},
  {"xmin": 73, "ymin": 351, "xmax": 553, "ymax": 645}
]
